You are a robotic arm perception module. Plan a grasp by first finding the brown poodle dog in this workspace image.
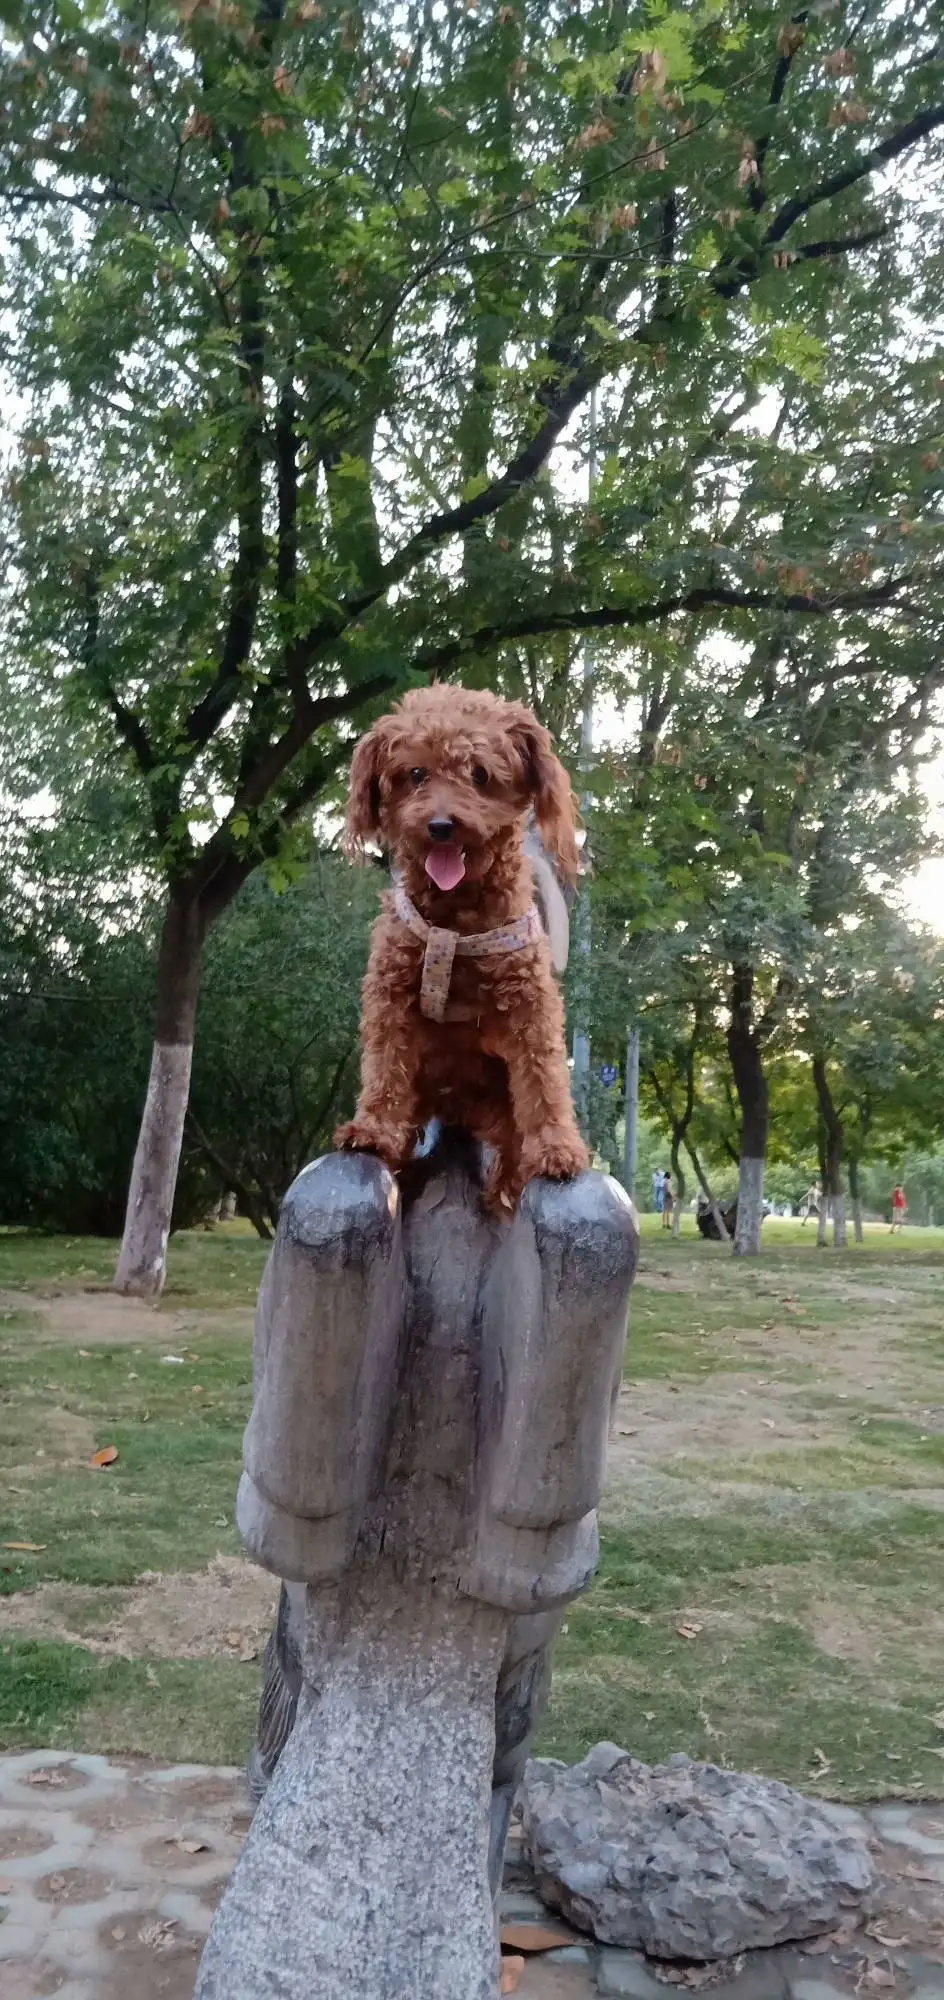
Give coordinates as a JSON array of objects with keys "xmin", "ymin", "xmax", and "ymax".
[{"xmin": 335, "ymin": 685, "xmax": 590, "ymax": 1211}]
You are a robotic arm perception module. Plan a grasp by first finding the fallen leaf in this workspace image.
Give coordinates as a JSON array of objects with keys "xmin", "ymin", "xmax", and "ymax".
[
  {"xmin": 111, "ymin": 1926, "xmax": 126, "ymax": 1941},
  {"xmin": 861, "ymin": 1969, "xmax": 895, "ymax": 1991},
  {"xmin": 499, "ymin": 1922, "xmax": 575, "ymax": 1952},
  {"xmin": 866, "ymin": 1924, "xmax": 908, "ymax": 1948},
  {"xmin": 90, "ymin": 1446, "xmax": 118, "ymax": 1468},
  {"xmin": 78, "ymin": 1349, "xmax": 91, "ymax": 1357},
  {"xmin": 2, "ymin": 1542, "xmax": 46, "ymax": 1552},
  {"xmin": 500, "ymin": 1957, "xmax": 525, "ymax": 1994},
  {"xmin": 49, "ymin": 1874, "xmax": 65, "ymax": 1893},
  {"xmin": 177, "ymin": 1838, "xmax": 208, "ymax": 1855},
  {"xmin": 138, "ymin": 1917, "xmax": 176, "ymax": 1950},
  {"xmin": 225, "ymin": 1630, "xmax": 241, "ymax": 1648},
  {"xmin": 760, "ymin": 1419, "xmax": 776, "ymax": 1430},
  {"xmin": 677, "ymin": 1621, "xmax": 703, "ymax": 1641},
  {"xmin": 27, "ymin": 1769, "xmax": 68, "ymax": 1788},
  {"xmin": 238, "ymin": 1642, "xmax": 258, "ymax": 1663},
  {"xmin": 809, "ymin": 1747, "xmax": 832, "ymax": 1778}
]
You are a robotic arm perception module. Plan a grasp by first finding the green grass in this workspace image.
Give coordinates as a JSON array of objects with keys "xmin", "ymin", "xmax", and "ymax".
[
  {"xmin": 0, "ymin": 1223, "xmax": 269, "ymax": 1308},
  {"xmin": 0, "ymin": 1641, "xmax": 259, "ymax": 1764},
  {"xmin": 0, "ymin": 1336, "xmax": 251, "ymax": 1590},
  {"xmin": 1, "ymin": 1223, "xmax": 943, "ymax": 1797},
  {"xmin": 541, "ymin": 1499, "xmax": 944, "ymax": 1795}
]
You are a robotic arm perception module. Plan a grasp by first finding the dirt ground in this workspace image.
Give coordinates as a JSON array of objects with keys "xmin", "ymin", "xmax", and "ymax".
[{"xmin": 0, "ymin": 1554, "xmax": 279, "ymax": 1664}]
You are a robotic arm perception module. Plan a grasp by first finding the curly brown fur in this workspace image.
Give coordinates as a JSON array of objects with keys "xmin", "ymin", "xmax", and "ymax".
[{"xmin": 335, "ymin": 686, "xmax": 589, "ymax": 1211}]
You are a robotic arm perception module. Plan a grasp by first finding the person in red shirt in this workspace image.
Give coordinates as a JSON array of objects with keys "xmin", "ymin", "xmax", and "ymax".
[{"xmin": 890, "ymin": 1184, "xmax": 907, "ymax": 1232}]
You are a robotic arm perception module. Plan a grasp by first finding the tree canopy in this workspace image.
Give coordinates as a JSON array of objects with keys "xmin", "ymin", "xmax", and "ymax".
[{"xmin": 0, "ymin": 0, "xmax": 942, "ymax": 1271}]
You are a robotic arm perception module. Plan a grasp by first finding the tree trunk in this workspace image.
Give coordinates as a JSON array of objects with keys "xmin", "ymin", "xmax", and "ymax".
[
  {"xmin": 684, "ymin": 1138, "xmax": 730, "ymax": 1244},
  {"xmin": 849, "ymin": 1157, "xmax": 864, "ymax": 1244},
  {"xmin": 114, "ymin": 894, "xmax": 207, "ymax": 1297},
  {"xmin": 726, "ymin": 965, "xmax": 768, "ymax": 1257},
  {"xmin": 670, "ymin": 1138, "xmax": 684, "ymax": 1238},
  {"xmin": 812, "ymin": 1055, "xmax": 846, "ymax": 1252}
]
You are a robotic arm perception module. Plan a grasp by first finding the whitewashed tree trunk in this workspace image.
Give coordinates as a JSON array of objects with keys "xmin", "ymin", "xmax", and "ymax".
[
  {"xmin": 817, "ymin": 1197, "xmax": 829, "ymax": 1247},
  {"xmin": 726, "ymin": 966, "xmax": 769, "ymax": 1259},
  {"xmin": 849, "ymin": 1159, "xmax": 864, "ymax": 1243},
  {"xmin": 832, "ymin": 1191, "xmax": 848, "ymax": 1249},
  {"xmin": 734, "ymin": 1156, "xmax": 765, "ymax": 1257},
  {"xmin": 114, "ymin": 895, "xmax": 205, "ymax": 1298}
]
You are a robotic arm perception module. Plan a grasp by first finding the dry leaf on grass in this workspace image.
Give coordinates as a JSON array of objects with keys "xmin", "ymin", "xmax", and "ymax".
[
  {"xmin": 809, "ymin": 1747, "xmax": 832, "ymax": 1778},
  {"xmin": 177, "ymin": 1838, "xmax": 209, "ymax": 1855},
  {"xmin": 2, "ymin": 1541, "xmax": 46, "ymax": 1552},
  {"xmin": 500, "ymin": 1957, "xmax": 525, "ymax": 1994},
  {"xmin": 90, "ymin": 1446, "xmax": 118, "ymax": 1469},
  {"xmin": 499, "ymin": 1921, "xmax": 575, "ymax": 1952},
  {"xmin": 677, "ymin": 1621, "xmax": 703, "ymax": 1641}
]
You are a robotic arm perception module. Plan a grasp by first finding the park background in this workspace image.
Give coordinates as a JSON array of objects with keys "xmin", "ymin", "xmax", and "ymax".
[{"xmin": 1, "ymin": 0, "xmax": 943, "ymax": 1812}]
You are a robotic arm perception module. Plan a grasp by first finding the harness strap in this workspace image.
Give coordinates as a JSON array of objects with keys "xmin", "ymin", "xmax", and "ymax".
[{"xmin": 393, "ymin": 881, "xmax": 542, "ymax": 1023}]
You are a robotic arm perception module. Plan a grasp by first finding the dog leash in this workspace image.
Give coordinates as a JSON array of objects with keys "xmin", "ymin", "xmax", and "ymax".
[{"xmin": 392, "ymin": 880, "xmax": 543, "ymax": 1023}]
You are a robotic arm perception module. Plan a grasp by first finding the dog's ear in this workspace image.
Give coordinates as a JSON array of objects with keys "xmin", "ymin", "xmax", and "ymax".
[
  {"xmin": 510, "ymin": 710, "xmax": 581, "ymax": 885},
  {"xmin": 343, "ymin": 724, "xmax": 385, "ymax": 858}
]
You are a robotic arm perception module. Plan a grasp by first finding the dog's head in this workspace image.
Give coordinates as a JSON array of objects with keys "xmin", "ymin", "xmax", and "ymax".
[{"xmin": 344, "ymin": 686, "xmax": 580, "ymax": 893}]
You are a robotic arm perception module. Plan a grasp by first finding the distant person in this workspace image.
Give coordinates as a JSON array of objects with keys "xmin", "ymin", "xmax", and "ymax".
[
  {"xmin": 890, "ymin": 1183, "xmax": 907, "ymax": 1232},
  {"xmin": 661, "ymin": 1170, "xmax": 674, "ymax": 1230},
  {"xmin": 652, "ymin": 1169, "xmax": 664, "ymax": 1215},
  {"xmin": 800, "ymin": 1180, "xmax": 821, "ymax": 1225}
]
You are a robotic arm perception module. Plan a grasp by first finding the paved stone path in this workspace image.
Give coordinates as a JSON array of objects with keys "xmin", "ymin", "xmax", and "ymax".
[{"xmin": 1, "ymin": 1752, "xmax": 942, "ymax": 1998}]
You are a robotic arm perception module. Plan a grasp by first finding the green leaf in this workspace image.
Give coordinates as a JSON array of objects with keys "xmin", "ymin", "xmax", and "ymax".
[
  {"xmin": 438, "ymin": 178, "xmax": 471, "ymax": 209},
  {"xmin": 768, "ymin": 325, "xmax": 829, "ymax": 385}
]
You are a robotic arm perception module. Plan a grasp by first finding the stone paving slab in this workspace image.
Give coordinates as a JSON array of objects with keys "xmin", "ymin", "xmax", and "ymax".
[{"xmin": 1, "ymin": 1753, "xmax": 943, "ymax": 1998}]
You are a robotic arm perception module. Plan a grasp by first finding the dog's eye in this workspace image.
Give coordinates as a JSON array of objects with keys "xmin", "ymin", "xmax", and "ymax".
[
  {"xmin": 472, "ymin": 765, "xmax": 489, "ymax": 789},
  {"xmin": 409, "ymin": 767, "xmax": 427, "ymax": 786}
]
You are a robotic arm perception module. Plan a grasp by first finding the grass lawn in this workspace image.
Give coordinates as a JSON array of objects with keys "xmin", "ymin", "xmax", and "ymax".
[{"xmin": 2, "ymin": 1214, "xmax": 943, "ymax": 1798}]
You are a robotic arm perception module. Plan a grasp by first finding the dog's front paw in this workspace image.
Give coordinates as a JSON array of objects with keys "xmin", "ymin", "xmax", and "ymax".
[
  {"xmin": 520, "ymin": 1127, "xmax": 590, "ymax": 1186},
  {"xmin": 333, "ymin": 1120, "xmax": 407, "ymax": 1170}
]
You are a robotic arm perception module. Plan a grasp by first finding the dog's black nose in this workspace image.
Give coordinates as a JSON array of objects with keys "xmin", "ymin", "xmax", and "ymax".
[{"xmin": 427, "ymin": 816, "xmax": 456, "ymax": 842}]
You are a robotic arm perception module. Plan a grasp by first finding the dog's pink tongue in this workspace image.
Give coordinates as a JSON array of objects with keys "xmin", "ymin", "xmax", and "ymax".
[{"xmin": 425, "ymin": 846, "xmax": 466, "ymax": 892}]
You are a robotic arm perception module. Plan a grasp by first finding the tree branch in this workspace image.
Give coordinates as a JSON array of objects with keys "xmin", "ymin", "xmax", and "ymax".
[
  {"xmin": 765, "ymin": 102, "xmax": 944, "ymax": 246},
  {"xmin": 410, "ymin": 572, "xmax": 914, "ymax": 677},
  {"xmin": 750, "ymin": 10, "xmax": 810, "ymax": 212}
]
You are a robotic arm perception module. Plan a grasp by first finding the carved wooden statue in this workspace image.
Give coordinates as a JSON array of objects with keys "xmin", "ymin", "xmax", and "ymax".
[{"xmin": 196, "ymin": 1129, "xmax": 637, "ymax": 2000}]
